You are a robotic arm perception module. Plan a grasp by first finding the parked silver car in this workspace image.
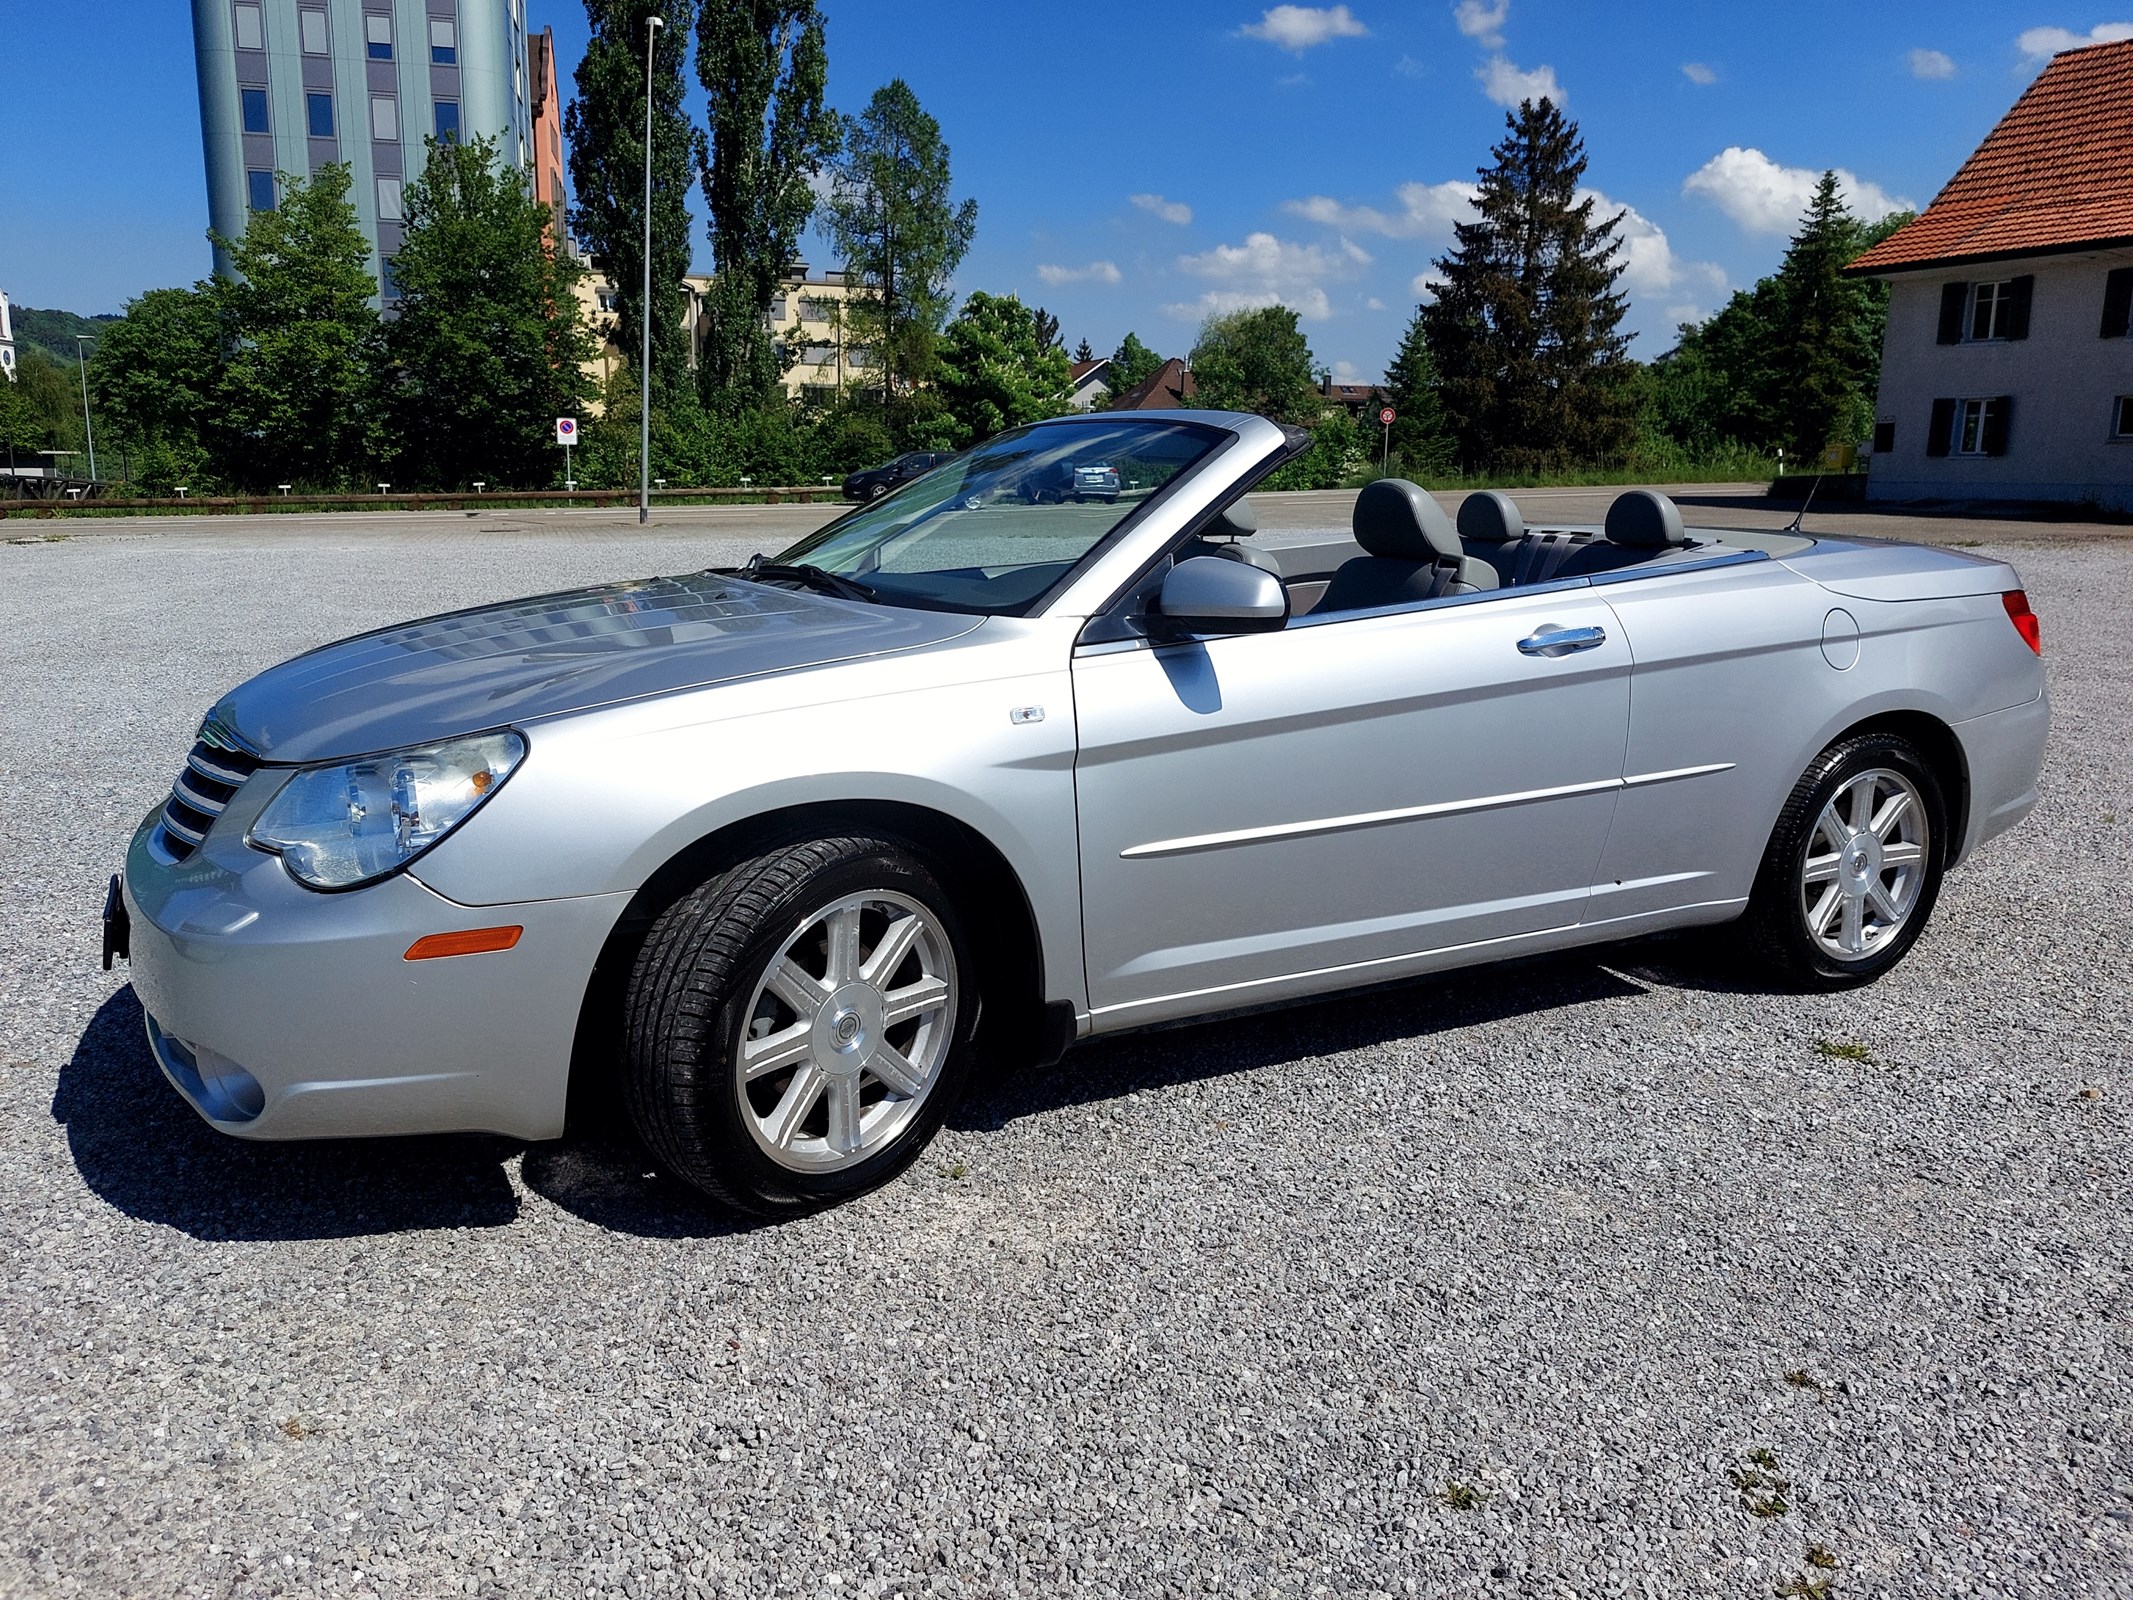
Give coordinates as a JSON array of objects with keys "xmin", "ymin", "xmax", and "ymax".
[{"xmin": 110, "ymin": 412, "xmax": 2049, "ymax": 1214}]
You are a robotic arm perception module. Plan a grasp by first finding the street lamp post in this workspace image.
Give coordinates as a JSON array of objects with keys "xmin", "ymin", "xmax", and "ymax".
[
  {"xmin": 74, "ymin": 336, "xmax": 98, "ymax": 484},
  {"xmin": 639, "ymin": 13, "xmax": 663, "ymax": 526}
]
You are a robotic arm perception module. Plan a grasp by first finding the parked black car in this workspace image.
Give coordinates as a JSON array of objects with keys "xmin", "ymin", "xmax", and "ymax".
[{"xmin": 842, "ymin": 451, "xmax": 952, "ymax": 502}]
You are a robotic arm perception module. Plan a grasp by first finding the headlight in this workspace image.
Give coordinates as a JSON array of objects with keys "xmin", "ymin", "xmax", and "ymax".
[{"xmin": 249, "ymin": 730, "xmax": 525, "ymax": 890}]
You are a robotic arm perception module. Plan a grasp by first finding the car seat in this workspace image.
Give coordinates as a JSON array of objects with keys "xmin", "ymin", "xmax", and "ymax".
[{"xmin": 1314, "ymin": 480, "xmax": 1497, "ymax": 613}]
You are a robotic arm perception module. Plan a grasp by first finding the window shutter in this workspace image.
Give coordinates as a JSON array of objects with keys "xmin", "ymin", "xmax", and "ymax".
[
  {"xmin": 2004, "ymin": 275, "xmax": 2034, "ymax": 340},
  {"xmin": 1926, "ymin": 399, "xmax": 1956, "ymax": 457},
  {"xmin": 1936, "ymin": 283, "xmax": 1968, "ymax": 344},
  {"xmin": 1982, "ymin": 396, "xmax": 2013, "ymax": 457},
  {"xmin": 2102, "ymin": 267, "xmax": 2133, "ymax": 339}
]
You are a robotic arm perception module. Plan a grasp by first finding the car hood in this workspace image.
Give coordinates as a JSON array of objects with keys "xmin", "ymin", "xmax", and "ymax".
[{"xmin": 208, "ymin": 573, "xmax": 984, "ymax": 763}]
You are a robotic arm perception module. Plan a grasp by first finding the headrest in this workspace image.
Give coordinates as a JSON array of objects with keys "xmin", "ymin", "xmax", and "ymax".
[
  {"xmin": 1604, "ymin": 489, "xmax": 1688, "ymax": 547},
  {"xmin": 1353, "ymin": 478, "xmax": 1461, "ymax": 562},
  {"xmin": 1209, "ymin": 497, "xmax": 1257, "ymax": 540},
  {"xmin": 1456, "ymin": 490, "xmax": 1524, "ymax": 544}
]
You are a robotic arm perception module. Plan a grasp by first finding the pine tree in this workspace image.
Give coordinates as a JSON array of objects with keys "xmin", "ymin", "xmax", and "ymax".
[
  {"xmin": 209, "ymin": 164, "xmax": 383, "ymax": 488},
  {"xmin": 385, "ymin": 136, "xmax": 598, "ymax": 488},
  {"xmin": 695, "ymin": 0, "xmax": 838, "ymax": 410},
  {"xmin": 1380, "ymin": 306, "xmax": 1455, "ymax": 477},
  {"xmin": 1767, "ymin": 173, "xmax": 1884, "ymax": 459},
  {"xmin": 1073, "ymin": 337, "xmax": 1095, "ymax": 363},
  {"xmin": 821, "ymin": 81, "xmax": 978, "ymax": 406},
  {"xmin": 1421, "ymin": 97, "xmax": 1635, "ymax": 472},
  {"xmin": 567, "ymin": 0, "xmax": 702, "ymax": 403}
]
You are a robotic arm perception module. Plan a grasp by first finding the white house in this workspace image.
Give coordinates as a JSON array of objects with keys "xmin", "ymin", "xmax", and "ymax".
[{"xmin": 1850, "ymin": 36, "xmax": 2133, "ymax": 512}]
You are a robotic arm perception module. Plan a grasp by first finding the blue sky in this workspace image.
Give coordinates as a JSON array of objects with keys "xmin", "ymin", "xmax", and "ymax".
[{"xmin": 3, "ymin": 2, "xmax": 2126, "ymax": 380}]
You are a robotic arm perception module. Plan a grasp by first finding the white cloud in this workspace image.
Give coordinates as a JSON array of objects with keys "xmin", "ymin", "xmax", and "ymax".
[
  {"xmin": 1239, "ymin": 4, "xmax": 1369, "ymax": 52},
  {"xmin": 1130, "ymin": 192, "xmax": 1193, "ymax": 226},
  {"xmin": 1584, "ymin": 188, "xmax": 1727, "ymax": 310},
  {"xmin": 2017, "ymin": 21, "xmax": 2133, "ymax": 58},
  {"xmin": 1332, "ymin": 359, "xmax": 1365, "ymax": 382},
  {"xmin": 1681, "ymin": 61, "xmax": 1717, "ymax": 85},
  {"xmin": 1036, "ymin": 261, "xmax": 1122, "ymax": 287},
  {"xmin": 1365, "ymin": 296, "xmax": 1387, "ymax": 310},
  {"xmin": 1907, "ymin": 47, "xmax": 1957, "ymax": 78},
  {"xmin": 1477, "ymin": 55, "xmax": 1563, "ymax": 107},
  {"xmin": 1282, "ymin": 179, "xmax": 1477, "ymax": 238},
  {"xmin": 1168, "ymin": 232, "xmax": 1372, "ymax": 321},
  {"xmin": 1683, "ymin": 146, "xmax": 1912, "ymax": 234},
  {"xmin": 1454, "ymin": 0, "xmax": 1509, "ymax": 48}
]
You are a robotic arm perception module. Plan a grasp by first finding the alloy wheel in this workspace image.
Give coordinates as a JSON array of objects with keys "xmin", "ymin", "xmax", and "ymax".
[
  {"xmin": 1799, "ymin": 767, "xmax": 1931, "ymax": 961},
  {"xmin": 735, "ymin": 891, "xmax": 958, "ymax": 1172}
]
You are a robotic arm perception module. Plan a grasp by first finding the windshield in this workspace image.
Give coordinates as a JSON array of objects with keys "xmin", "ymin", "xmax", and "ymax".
[{"xmin": 775, "ymin": 418, "xmax": 1224, "ymax": 614}]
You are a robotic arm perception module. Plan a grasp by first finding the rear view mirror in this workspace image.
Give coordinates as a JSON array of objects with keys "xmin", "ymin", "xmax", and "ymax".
[{"xmin": 1153, "ymin": 555, "xmax": 1289, "ymax": 636}]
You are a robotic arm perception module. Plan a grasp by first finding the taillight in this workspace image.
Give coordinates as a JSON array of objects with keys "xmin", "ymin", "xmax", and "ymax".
[{"xmin": 2002, "ymin": 589, "xmax": 2042, "ymax": 655}]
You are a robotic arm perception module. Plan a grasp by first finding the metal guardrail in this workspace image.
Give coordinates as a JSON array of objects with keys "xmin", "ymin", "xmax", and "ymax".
[{"xmin": 0, "ymin": 484, "xmax": 843, "ymax": 518}]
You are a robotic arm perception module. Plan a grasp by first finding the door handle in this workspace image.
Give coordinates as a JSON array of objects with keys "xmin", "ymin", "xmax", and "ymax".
[{"xmin": 1518, "ymin": 624, "xmax": 1607, "ymax": 657}]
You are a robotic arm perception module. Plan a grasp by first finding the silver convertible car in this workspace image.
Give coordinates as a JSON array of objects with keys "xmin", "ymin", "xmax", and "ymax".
[{"xmin": 109, "ymin": 412, "xmax": 2049, "ymax": 1214}]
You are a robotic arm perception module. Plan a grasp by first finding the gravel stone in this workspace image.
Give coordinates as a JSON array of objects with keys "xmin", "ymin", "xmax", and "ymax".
[{"xmin": 0, "ymin": 512, "xmax": 2126, "ymax": 1598}]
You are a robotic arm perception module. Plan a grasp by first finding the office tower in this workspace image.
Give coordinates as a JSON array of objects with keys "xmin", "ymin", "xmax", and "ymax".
[{"xmin": 192, "ymin": 0, "xmax": 537, "ymax": 300}]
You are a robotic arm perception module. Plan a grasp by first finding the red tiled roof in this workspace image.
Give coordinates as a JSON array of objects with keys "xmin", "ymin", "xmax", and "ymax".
[
  {"xmin": 1851, "ymin": 37, "xmax": 2133, "ymax": 273},
  {"xmin": 1110, "ymin": 357, "xmax": 1196, "ymax": 410}
]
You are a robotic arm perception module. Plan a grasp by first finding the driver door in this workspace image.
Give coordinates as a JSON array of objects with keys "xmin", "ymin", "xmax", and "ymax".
[{"xmin": 1072, "ymin": 590, "xmax": 1632, "ymax": 1027}]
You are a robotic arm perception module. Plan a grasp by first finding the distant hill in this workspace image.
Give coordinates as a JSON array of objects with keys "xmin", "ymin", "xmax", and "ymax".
[{"xmin": 10, "ymin": 305, "xmax": 123, "ymax": 365}]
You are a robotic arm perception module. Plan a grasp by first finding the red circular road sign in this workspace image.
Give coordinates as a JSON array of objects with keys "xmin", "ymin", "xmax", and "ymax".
[{"xmin": 1377, "ymin": 406, "xmax": 1396, "ymax": 426}]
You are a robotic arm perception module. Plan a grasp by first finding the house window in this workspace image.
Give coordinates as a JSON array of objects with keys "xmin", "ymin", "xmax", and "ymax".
[
  {"xmin": 306, "ymin": 93, "xmax": 335, "ymax": 139},
  {"xmin": 429, "ymin": 18, "xmax": 457, "ymax": 63},
  {"xmin": 377, "ymin": 176, "xmax": 404, "ymax": 220},
  {"xmin": 299, "ymin": 8, "xmax": 328, "ymax": 53},
  {"xmin": 365, "ymin": 14, "xmax": 393, "ymax": 60},
  {"xmin": 246, "ymin": 169, "xmax": 276, "ymax": 211},
  {"xmin": 2113, "ymin": 396, "xmax": 2133, "ymax": 439},
  {"xmin": 241, "ymin": 87, "xmax": 270, "ymax": 134},
  {"xmin": 381, "ymin": 258, "xmax": 401, "ymax": 300},
  {"xmin": 597, "ymin": 292, "xmax": 617, "ymax": 313},
  {"xmin": 434, "ymin": 100, "xmax": 460, "ymax": 142},
  {"xmin": 1969, "ymin": 281, "xmax": 2013, "ymax": 341},
  {"xmin": 1872, "ymin": 420, "xmax": 1895, "ymax": 454},
  {"xmin": 1954, "ymin": 397, "xmax": 2010, "ymax": 456},
  {"xmin": 371, "ymin": 96, "xmax": 398, "ymax": 141},
  {"xmin": 233, "ymin": 3, "xmax": 264, "ymax": 50}
]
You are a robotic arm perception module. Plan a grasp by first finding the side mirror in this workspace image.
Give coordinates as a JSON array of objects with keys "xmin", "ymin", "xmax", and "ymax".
[{"xmin": 1152, "ymin": 555, "xmax": 1289, "ymax": 636}]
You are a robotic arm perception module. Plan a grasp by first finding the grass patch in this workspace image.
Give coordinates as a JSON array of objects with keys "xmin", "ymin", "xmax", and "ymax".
[
  {"xmin": 1783, "ymin": 1369, "xmax": 1827, "ymax": 1399},
  {"xmin": 1442, "ymin": 1481, "xmax": 1486, "ymax": 1511},
  {"xmin": 1730, "ymin": 1449, "xmax": 1791, "ymax": 1518},
  {"xmin": 1812, "ymin": 1038, "xmax": 1873, "ymax": 1064}
]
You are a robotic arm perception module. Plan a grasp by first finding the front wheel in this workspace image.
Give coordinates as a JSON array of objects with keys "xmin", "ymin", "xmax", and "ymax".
[
  {"xmin": 1738, "ymin": 732, "xmax": 1948, "ymax": 988},
  {"xmin": 623, "ymin": 835, "xmax": 977, "ymax": 1215}
]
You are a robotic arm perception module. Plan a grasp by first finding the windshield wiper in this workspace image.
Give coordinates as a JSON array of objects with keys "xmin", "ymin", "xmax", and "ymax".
[{"xmin": 726, "ymin": 556, "xmax": 878, "ymax": 603}]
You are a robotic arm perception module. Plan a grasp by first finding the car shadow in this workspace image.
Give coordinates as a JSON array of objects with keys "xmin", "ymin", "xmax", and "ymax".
[
  {"xmin": 57, "ymin": 939, "xmax": 1766, "ymax": 1241},
  {"xmin": 53, "ymin": 986, "xmax": 528, "ymax": 1242},
  {"xmin": 956, "ymin": 950, "xmax": 1654, "ymax": 1133}
]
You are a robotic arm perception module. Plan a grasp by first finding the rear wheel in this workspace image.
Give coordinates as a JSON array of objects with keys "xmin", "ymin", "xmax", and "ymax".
[
  {"xmin": 1739, "ymin": 733, "xmax": 1948, "ymax": 987},
  {"xmin": 623, "ymin": 835, "xmax": 976, "ymax": 1215}
]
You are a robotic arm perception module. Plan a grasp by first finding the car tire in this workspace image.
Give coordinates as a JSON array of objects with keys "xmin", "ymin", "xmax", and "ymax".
[
  {"xmin": 623, "ymin": 834, "xmax": 979, "ymax": 1216},
  {"xmin": 1738, "ymin": 732, "xmax": 1949, "ymax": 989},
  {"xmin": 867, "ymin": 483, "xmax": 889, "ymax": 501}
]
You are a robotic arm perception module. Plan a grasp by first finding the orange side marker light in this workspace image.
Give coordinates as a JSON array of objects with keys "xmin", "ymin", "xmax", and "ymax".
[{"xmin": 404, "ymin": 926, "xmax": 524, "ymax": 961}]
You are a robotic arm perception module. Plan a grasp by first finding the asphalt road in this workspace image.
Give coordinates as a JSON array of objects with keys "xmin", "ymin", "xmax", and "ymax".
[{"xmin": 0, "ymin": 506, "xmax": 2127, "ymax": 1598}]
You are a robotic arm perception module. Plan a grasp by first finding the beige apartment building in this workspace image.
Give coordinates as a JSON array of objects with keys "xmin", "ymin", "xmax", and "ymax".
[{"xmin": 574, "ymin": 262, "xmax": 872, "ymax": 403}]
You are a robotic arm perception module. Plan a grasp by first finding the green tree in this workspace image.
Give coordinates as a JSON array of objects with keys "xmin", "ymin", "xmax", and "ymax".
[
  {"xmin": 933, "ymin": 290, "xmax": 1073, "ymax": 444},
  {"xmin": 821, "ymin": 80, "xmax": 978, "ymax": 406},
  {"xmin": 1188, "ymin": 305, "xmax": 1320, "ymax": 424},
  {"xmin": 1073, "ymin": 337, "xmax": 1095, "ymax": 363},
  {"xmin": 1380, "ymin": 306, "xmax": 1456, "ymax": 477},
  {"xmin": 694, "ymin": 0, "xmax": 839, "ymax": 409},
  {"xmin": 384, "ymin": 135, "xmax": 597, "ymax": 488},
  {"xmin": 1105, "ymin": 331, "xmax": 1163, "ymax": 397},
  {"xmin": 88, "ymin": 286, "xmax": 225, "ymax": 491},
  {"xmin": 1422, "ymin": 97, "xmax": 1636, "ymax": 472},
  {"xmin": 568, "ymin": 0, "xmax": 702, "ymax": 403},
  {"xmin": 210, "ymin": 164, "xmax": 383, "ymax": 488},
  {"xmin": 0, "ymin": 346, "xmax": 81, "ymax": 469}
]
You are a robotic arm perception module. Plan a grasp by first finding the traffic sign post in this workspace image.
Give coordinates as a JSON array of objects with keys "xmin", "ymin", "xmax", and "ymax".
[
  {"xmin": 0, "ymin": 289, "xmax": 15, "ymax": 385},
  {"xmin": 1377, "ymin": 405, "xmax": 1396, "ymax": 475},
  {"xmin": 555, "ymin": 416, "xmax": 578, "ymax": 491}
]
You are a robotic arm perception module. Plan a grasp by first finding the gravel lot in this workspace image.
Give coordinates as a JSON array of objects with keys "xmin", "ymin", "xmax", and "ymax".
[{"xmin": 0, "ymin": 505, "xmax": 2128, "ymax": 1598}]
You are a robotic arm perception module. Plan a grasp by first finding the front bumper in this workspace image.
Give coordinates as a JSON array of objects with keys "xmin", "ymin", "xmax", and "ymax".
[{"xmin": 121, "ymin": 809, "xmax": 630, "ymax": 1141}]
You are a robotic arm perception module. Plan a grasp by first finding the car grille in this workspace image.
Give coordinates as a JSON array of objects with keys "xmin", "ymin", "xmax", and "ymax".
[{"xmin": 158, "ymin": 738, "xmax": 262, "ymax": 861}]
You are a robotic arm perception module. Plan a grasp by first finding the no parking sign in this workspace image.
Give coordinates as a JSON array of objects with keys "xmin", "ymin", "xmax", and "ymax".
[{"xmin": 554, "ymin": 416, "xmax": 578, "ymax": 445}]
